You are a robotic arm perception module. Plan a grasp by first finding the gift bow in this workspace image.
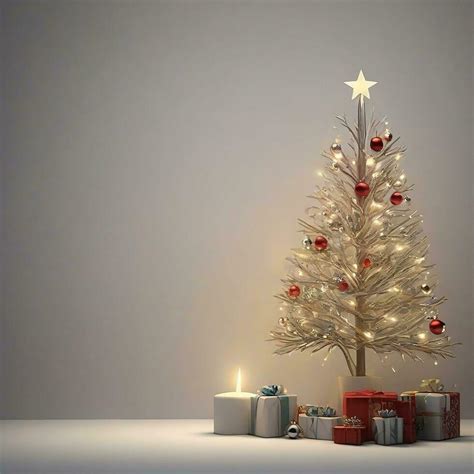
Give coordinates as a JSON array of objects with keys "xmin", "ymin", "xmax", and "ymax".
[
  {"xmin": 306, "ymin": 405, "xmax": 337, "ymax": 417},
  {"xmin": 258, "ymin": 384, "xmax": 286, "ymax": 396},
  {"xmin": 420, "ymin": 378, "xmax": 445, "ymax": 392},
  {"xmin": 344, "ymin": 416, "xmax": 363, "ymax": 427},
  {"xmin": 345, "ymin": 390, "xmax": 386, "ymax": 397},
  {"xmin": 378, "ymin": 409, "xmax": 397, "ymax": 418}
]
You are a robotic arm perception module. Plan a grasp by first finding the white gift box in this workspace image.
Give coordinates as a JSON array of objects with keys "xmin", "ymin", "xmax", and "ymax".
[
  {"xmin": 250, "ymin": 395, "xmax": 297, "ymax": 438},
  {"xmin": 299, "ymin": 414, "xmax": 343, "ymax": 440},
  {"xmin": 414, "ymin": 392, "xmax": 453, "ymax": 441},
  {"xmin": 372, "ymin": 417, "xmax": 404, "ymax": 445}
]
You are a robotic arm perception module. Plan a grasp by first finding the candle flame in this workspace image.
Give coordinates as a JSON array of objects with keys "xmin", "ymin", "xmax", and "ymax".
[{"xmin": 236, "ymin": 368, "xmax": 242, "ymax": 393}]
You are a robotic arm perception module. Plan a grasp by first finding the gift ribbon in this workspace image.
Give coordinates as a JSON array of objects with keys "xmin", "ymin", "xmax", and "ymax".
[
  {"xmin": 309, "ymin": 416, "xmax": 320, "ymax": 438},
  {"xmin": 344, "ymin": 416, "xmax": 363, "ymax": 427},
  {"xmin": 420, "ymin": 378, "xmax": 445, "ymax": 392},
  {"xmin": 344, "ymin": 390, "xmax": 387, "ymax": 397},
  {"xmin": 259, "ymin": 384, "xmax": 285, "ymax": 396},
  {"xmin": 306, "ymin": 406, "xmax": 337, "ymax": 417},
  {"xmin": 250, "ymin": 394, "xmax": 290, "ymax": 436}
]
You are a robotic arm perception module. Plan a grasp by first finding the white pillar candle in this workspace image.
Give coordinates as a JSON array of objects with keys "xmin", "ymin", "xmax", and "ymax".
[
  {"xmin": 214, "ymin": 391, "xmax": 254, "ymax": 435},
  {"xmin": 214, "ymin": 368, "xmax": 253, "ymax": 435}
]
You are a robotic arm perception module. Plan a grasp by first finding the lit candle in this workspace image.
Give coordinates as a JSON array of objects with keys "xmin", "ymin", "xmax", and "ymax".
[{"xmin": 214, "ymin": 368, "xmax": 254, "ymax": 435}]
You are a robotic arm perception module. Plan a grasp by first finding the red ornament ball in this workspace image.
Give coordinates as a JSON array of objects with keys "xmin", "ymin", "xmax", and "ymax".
[
  {"xmin": 390, "ymin": 192, "xmax": 404, "ymax": 205},
  {"xmin": 355, "ymin": 181, "xmax": 370, "ymax": 197},
  {"xmin": 338, "ymin": 280, "xmax": 349, "ymax": 292},
  {"xmin": 429, "ymin": 319, "xmax": 446, "ymax": 335},
  {"xmin": 288, "ymin": 285, "xmax": 301, "ymax": 298},
  {"xmin": 370, "ymin": 136, "xmax": 384, "ymax": 152},
  {"xmin": 384, "ymin": 129, "xmax": 393, "ymax": 142},
  {"xmin": 314, "ymin": 236, "xmax": 328, "ymax": 251},
  {"xmin": 362, "ymin": 258, "xmax": 372, "ymax": 269}
]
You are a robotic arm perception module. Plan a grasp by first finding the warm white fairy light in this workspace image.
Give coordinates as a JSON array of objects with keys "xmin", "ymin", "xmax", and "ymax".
[{"xmin": 366, "ymin": 157, "xmax": 375, "ymax": 167}]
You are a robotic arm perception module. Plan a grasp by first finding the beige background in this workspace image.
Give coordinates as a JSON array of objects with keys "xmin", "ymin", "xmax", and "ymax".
[{"xmin": 1, "ymin": 0, "xmax": 472, "ymax": 418}]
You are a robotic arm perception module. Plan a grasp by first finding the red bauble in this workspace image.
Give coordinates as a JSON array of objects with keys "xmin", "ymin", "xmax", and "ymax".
[
  {"xmin": 355, "ymin": 181, "xmax": 370, "ymax": 197},
  {"xmin": 314, "ymin": 236, "xmax": 328, "ymax": 251},
  {"xmin": 338, "ymin": 280, "xmax": 349, "ymax": 292},
  {"xmin": 390, "ymin": 192, "xmax": 404, "ymax": 205},
  {"xmin": 362, "ymin": 258, "xmax": 372, "ymax": 268},
  {"xmin": 288, "ymin": 285, "xmax": 301, "ymax": 298},
  {"xmin": 429, "ymin": 319, "xmax": 446, "ymax": 335},
  {"xmin": 370, "ymin": 137, "xmax": 384, "ymax": 152}
]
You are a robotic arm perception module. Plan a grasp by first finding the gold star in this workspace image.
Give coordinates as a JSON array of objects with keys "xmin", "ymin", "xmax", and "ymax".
[{"xmin": 345, "ymin": 70, "xmax": 377, "ymax": 101}]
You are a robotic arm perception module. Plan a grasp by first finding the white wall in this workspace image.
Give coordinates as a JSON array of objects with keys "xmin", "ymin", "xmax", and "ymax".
[{"xmin": 1, "ymin": 0, "xmax": 472, "ymax": 418}]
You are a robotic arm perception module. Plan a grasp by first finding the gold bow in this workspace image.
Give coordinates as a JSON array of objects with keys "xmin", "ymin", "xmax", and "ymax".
[{"xmin": 420, "ymin": 378, "xmax": 444, "ymax": 392}]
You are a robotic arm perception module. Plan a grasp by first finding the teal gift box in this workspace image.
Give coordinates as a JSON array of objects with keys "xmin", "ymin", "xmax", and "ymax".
[{"xmin": 250, "ymin": 394, "xmax": 297, "ymax": 437}]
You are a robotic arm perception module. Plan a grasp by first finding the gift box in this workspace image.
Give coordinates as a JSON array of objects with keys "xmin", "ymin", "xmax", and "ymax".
[
  {"xmin": 396, "ymin": 394, "xmax": 417, "ymax": 443},
  {"xmin": 343, "ymin": 390, "xmax": 398, "ymax": 441},
  {"xmin": 414, "ymin": 391, "xmax": 460, "ymax": 441},
  {"xmin": 333, "ymin": 425, "xmax": 365, "ymax": 445},
  {"xmin": 372, "ymin": 415, "xmax": 404, "ymax": 445},
  {"xmin": 299, "ymin": 414, "xmax": 343, "ymax": 440},
  {"xmin": 250, "ymin": 394, "xmax": 297, "ymax": 437}
]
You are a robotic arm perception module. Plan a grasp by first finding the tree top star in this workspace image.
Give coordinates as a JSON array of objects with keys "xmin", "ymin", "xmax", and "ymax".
[{"xmin": 344, "ymin": 70, "xmax": 377, "ymax": 101}]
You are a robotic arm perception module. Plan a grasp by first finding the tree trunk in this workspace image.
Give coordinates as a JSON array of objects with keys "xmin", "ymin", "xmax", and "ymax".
[{"xmin": 355, "ymin": 97, "xmax": 367, "ymax": 377}]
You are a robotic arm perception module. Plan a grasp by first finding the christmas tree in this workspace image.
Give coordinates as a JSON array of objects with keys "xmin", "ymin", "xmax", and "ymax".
[{"xmin": 270, "ymin": 71, "xmax": 457, "ymax": 376}]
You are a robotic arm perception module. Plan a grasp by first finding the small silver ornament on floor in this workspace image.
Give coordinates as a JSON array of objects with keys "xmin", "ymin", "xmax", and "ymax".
[{"xmin": 286, "ymin": 420, "xmax": 303, "ymax": 439}]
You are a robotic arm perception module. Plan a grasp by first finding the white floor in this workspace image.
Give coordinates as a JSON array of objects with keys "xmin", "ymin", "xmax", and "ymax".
[{"xmin": 1, "ymin": 419, "xmax": 473, "ymax": 474}]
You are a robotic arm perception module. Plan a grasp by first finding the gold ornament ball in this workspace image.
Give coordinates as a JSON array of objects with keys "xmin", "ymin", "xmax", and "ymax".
[
  {"xmin": 330, "ymin": 143, "xmax": 342, "ymax": 154},
  {"xmin": 421, "ymin": 284, "xmax": 431, "ymax": 294},
  {"xmin": 279, "ymin": 317, "xmax": 288, "ymax": 327}
]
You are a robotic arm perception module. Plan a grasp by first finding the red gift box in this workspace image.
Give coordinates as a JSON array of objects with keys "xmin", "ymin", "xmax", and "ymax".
[
  {"xmin": 396, "ymin": 394, "xmax": 417, "ymax": 443},
  {"xmin": 343, "ymin": 390, "xmax": 398, "ymax": 441},
  {"xmin": 333, "ymin": 425, "xmax": 365, "ymax": 445}
]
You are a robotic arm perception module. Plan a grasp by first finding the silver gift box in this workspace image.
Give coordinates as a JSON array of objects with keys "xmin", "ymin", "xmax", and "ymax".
[
  {"xmin": 372, "ymin": 416, "xmax": 404, "ymax": 445},
  {"xmin": 250, "ymin": 394, "xmax": 297, "ymax": 438},
  {"xmin": 299, "ymin": 414, "xmax": 343, "ymax": 440}
]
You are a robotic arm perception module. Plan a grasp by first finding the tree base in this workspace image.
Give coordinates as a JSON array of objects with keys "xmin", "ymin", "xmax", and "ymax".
[{"xmin": 337, "ymin": 375, "xmax": 383, "ymax": 414}]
